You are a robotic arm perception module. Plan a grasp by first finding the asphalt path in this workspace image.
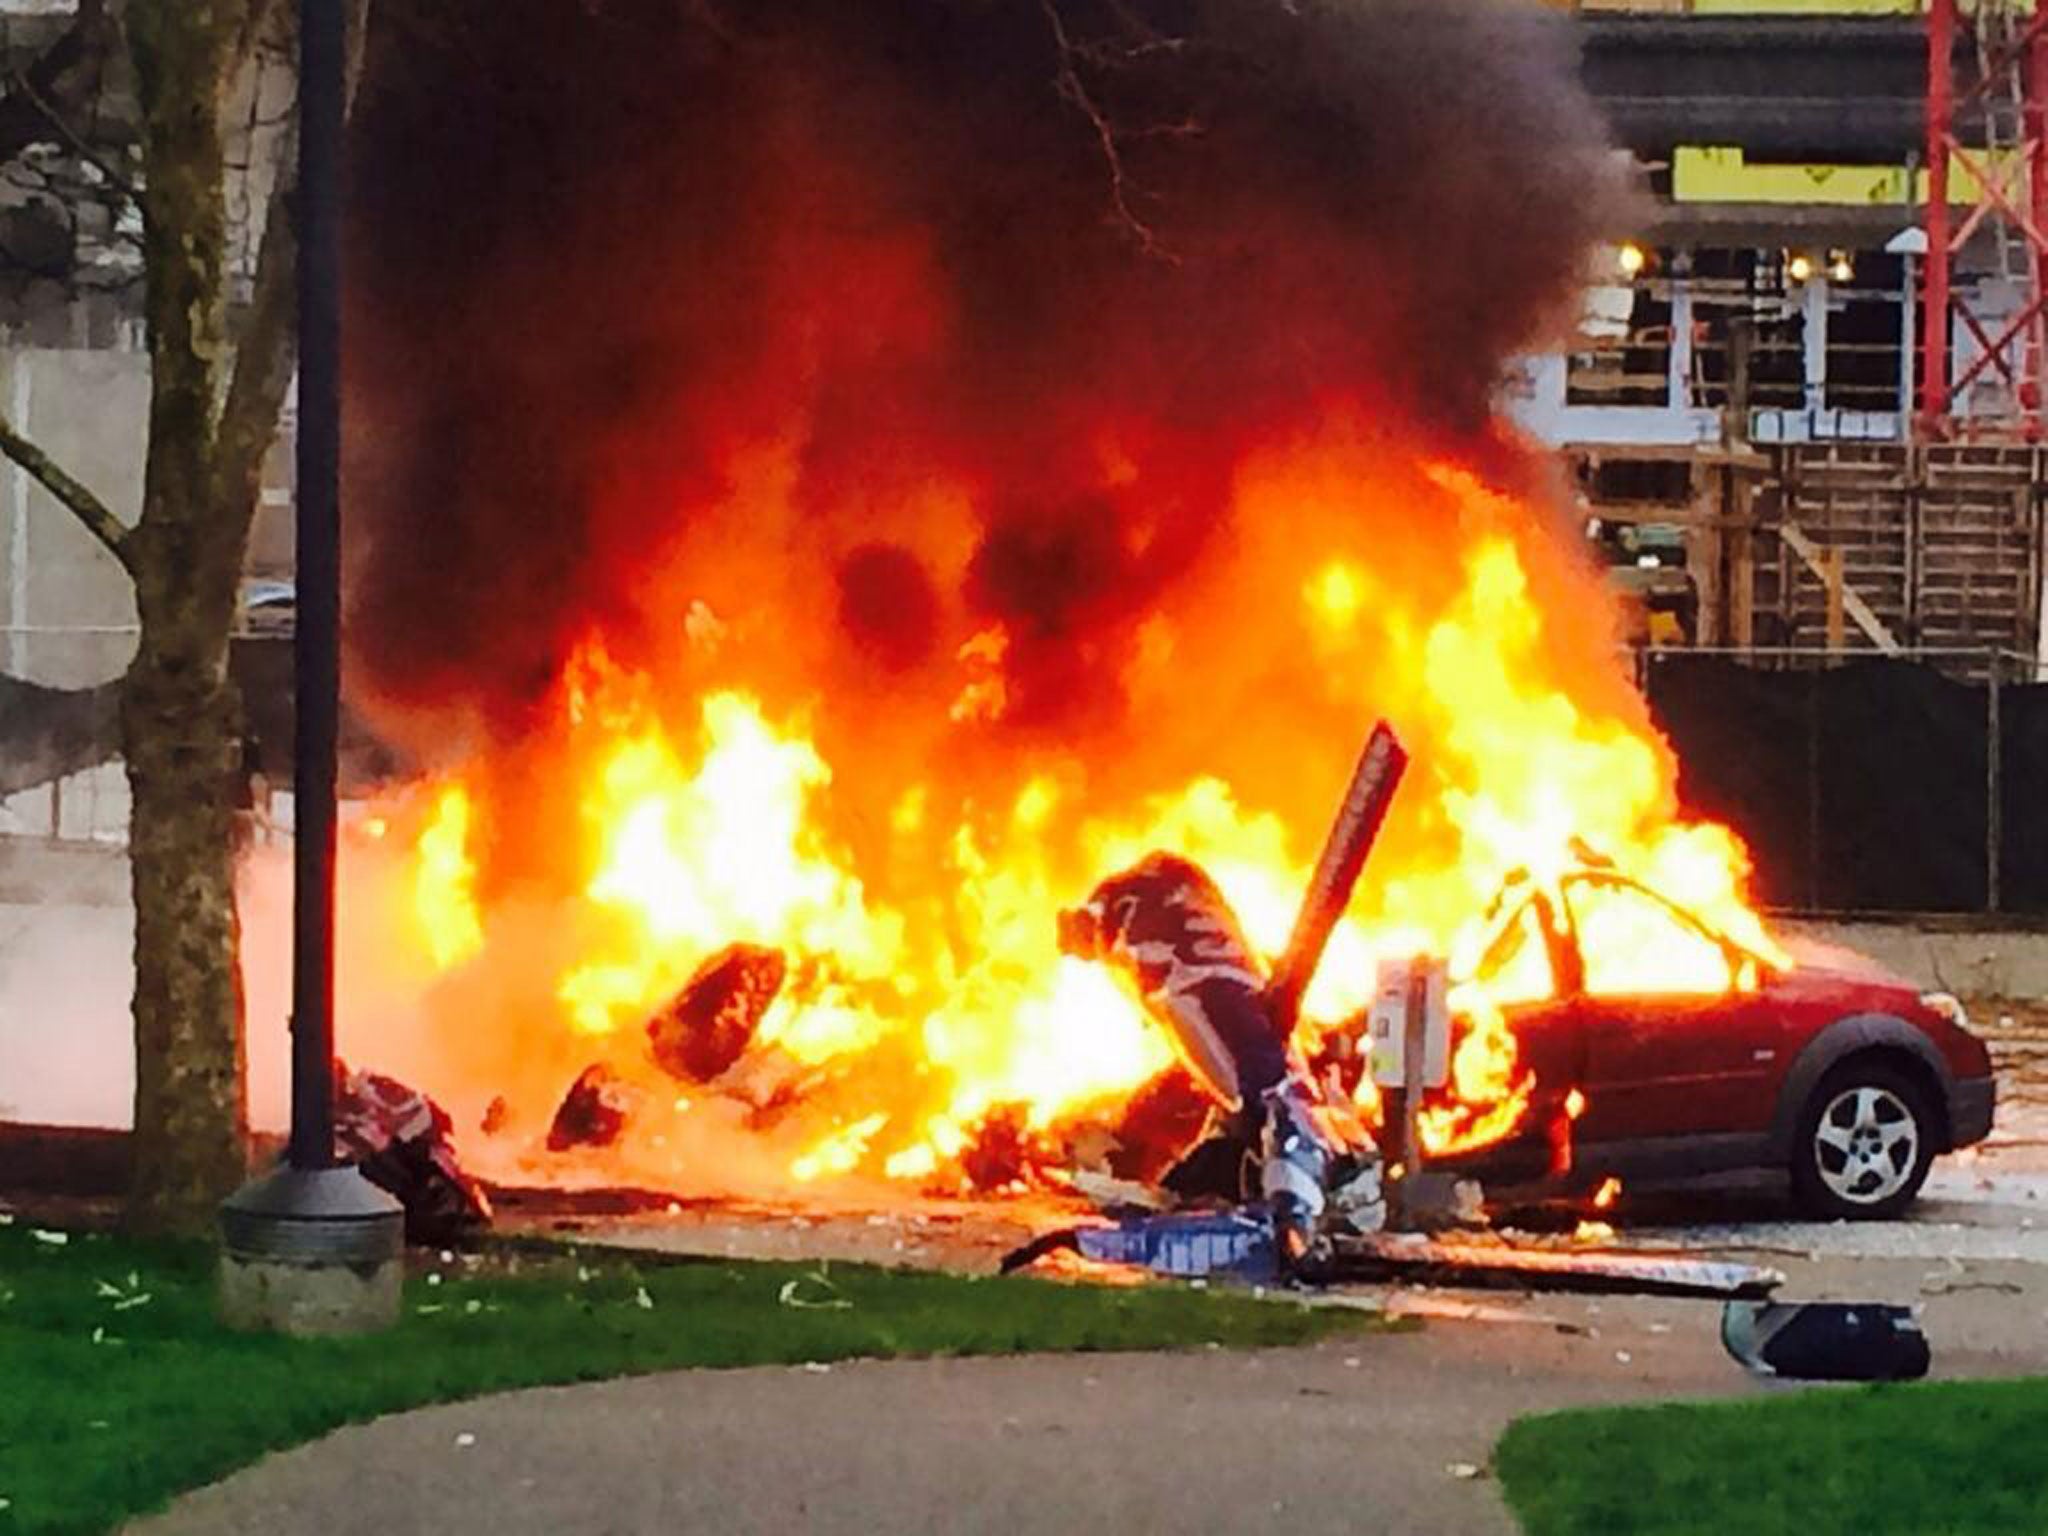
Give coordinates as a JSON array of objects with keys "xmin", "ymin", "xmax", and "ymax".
[
  {"xmin": 133, "ymin": 1163, "xmax": 2048, "ymax": 1536},
  {"xmin": 133, "ymin": 1321, "xmax": 1755, "ymax": 1536}
]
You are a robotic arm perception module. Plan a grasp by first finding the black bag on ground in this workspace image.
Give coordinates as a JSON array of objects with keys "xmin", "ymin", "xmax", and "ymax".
[{"xmin": 1721, "ymin": 1300, "xmax": 1930, "ymax": 1381}]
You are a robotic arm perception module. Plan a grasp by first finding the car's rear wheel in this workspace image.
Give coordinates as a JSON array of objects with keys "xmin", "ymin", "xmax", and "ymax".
[{"xmin": 1790, "ymin": 1062, "xmax": 1936, "ymax": 1221}]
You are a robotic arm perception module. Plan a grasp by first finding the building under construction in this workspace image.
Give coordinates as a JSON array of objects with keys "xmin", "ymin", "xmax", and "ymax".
[{"xmin": 1521, "ymin": 0, "xmax": 2048, "ymax": 682}]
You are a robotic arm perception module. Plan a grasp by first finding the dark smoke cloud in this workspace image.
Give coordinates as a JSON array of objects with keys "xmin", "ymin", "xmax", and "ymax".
[
  {"xmin": 344, "ymin": 0, "xmax": 1619, "ymax": 746},
  {"xmin": 837, "ymin": 542, "xmax": 941, "ymax": 672}
]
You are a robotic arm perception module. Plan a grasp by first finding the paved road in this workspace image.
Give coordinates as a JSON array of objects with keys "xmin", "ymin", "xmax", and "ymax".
[{"xmin": 133, "ymin": 1319, "xmax": 1755, "ymax": 1536}]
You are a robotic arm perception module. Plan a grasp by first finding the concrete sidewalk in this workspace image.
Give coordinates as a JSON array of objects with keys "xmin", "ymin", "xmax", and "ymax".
[{"xmin": 133, "ymin": 1314, "xmax": 1757, "ymax": 1536}]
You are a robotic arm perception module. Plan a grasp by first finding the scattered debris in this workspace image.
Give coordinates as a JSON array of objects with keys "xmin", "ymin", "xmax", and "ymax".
[
  {"xmin": 1379, "ymin": 1292, "xmax": 1581, "ymax": 1331},
  {"xmin": 96, "ymin": 1276, "xmax": 153, "ymax": 1312},
  {"xmin": 1389, "ymin": 1168, "xmax": 1479, "ymax": 1233},
  {"xmin": 1004, "ymin": 1210, "xmax": 1277, "ymax": 1282},
  {"xmin": 960, "ymin": 1104, "xmax": 1052, "ymax": 1192},
  {"xmin": 1330, "ymin": 1233, "xmax": 1783, "ymax": 1299},
  {"xmin": 1004, "ymin": 1209, "xmax": 1786, "ymax": 1298},
  {"xmin": 1721, "ymin": 1300, "xmax": 1931, "ymax": 1381},
  {"xmin": 548, "ymin": 1064, "xmax": 633, "ymax": 1152},
  {"xmin": 646, "ymin": 943, "xmax": 786, "ymax": 1083},
  {"xmin": 1920, "ymin": 1275, "xmax": 2025, "ymax": 1297},
  {"xmin": 778, "ymin": 1270, "xmax": 854, "ymax": 1310},
  {"xmin": 1069, "ymin": 1169, "xmax": 1167, "ymax": 1212},
  {"xmin": 1100, "ymin": 1069, "xmax": 1214, "ymax": 1184},
  {"xmin": 335, "ymin": 1065, "xmax": 494, "ymax": 1244}
]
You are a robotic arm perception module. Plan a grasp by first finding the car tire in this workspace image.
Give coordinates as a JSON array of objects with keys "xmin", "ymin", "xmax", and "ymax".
[{"xmin": 1790, "ymin": 1061, "xmax": 1936, "ymax": 1221}]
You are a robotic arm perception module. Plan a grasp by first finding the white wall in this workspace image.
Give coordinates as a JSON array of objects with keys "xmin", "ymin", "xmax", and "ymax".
[{"xmin": 0, "ymin": 346, "xmax": 147, "ymax": 688}]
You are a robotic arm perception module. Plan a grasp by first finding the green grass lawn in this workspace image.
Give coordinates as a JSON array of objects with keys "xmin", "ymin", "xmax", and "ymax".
[
  {"xmin": 1498, "ymin": 1376, "xmax": 2048, "ymax": 1536},
  {"xmin": 0, "ymin": 1220, "xmax": 1372, "ymax": 1536}
]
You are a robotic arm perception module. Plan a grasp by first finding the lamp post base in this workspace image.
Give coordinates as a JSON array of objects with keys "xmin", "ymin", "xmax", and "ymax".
[{"xmin": 218, "ymin": 1163, "xmax": 404, "ymax": 1336}]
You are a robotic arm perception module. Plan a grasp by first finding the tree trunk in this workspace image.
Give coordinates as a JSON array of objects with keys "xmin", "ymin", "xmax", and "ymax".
[
  {"xmin": 121, "ymin": 650, "xmax": 249, "ymax": 1234},
  {"xmin": 121, "ymin": 3, "xmax": 254, "ymax": 1236}
]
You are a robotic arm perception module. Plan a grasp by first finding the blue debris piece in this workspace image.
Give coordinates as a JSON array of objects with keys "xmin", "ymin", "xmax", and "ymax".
[{"xmin": 1072, "ymin": 1209, "xmax": 1278, "ymax": 1281}]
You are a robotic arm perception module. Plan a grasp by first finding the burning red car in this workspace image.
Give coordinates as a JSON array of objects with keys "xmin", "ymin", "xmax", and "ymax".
[{"xmin": 1434, "ymin": 866, "xmax": 1997, "ymax": 1219}]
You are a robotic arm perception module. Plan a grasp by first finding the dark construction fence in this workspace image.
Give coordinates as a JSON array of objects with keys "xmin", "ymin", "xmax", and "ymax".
[{"xmin": 1644, "ymin": 651, "xmax": 2048, "ymax": 916}]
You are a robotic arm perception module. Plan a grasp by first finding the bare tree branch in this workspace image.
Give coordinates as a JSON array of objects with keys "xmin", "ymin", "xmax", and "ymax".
[
  {"xmin": 231, "ymin": 0, "xmax": 282, "ymax": 76},
  {"xmin": 0, "ymin": 0, "xmax": 121, "ymax": 170},
  {"xmin": 344, "ymin": 0, "xmax": 372, "ymax": 113},
  {"xmin": 215, "ymin": 0, "xmax": 367, "ymax": 515},
  {"xmin": 213, "ymin": 116, "xmax": 295, "ymax": 518},
  {"xmin": 1039, "ymin": 0, "xmax": 1179, "ymax": 263},
  {"xmin": 9, "ymin": 63, "xmax": 138, "ymax": 202},
  {"xmin": 0, "ymin": 408, "xmax": 134, "ymax": 575}
]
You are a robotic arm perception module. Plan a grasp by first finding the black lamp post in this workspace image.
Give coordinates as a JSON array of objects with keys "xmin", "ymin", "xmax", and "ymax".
[{"xmin": 219, "ymin": 0, "xmax": 403, "ymax": 1335}]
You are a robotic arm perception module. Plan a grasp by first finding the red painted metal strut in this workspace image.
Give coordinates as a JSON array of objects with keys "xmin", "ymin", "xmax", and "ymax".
[
  {"xmin": 1923, "ymin": 0, "xmax": 1954, "ymax": 431},
  {"xmin": 1920, "ymin": 0, "xmax": 2048, "ymax": 439}
]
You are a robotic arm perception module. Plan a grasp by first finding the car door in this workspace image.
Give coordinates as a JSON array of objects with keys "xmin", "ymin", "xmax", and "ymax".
[
  {"xmin": 1451, "ymin": 891, "xmax": 1587, "ymax": 1163},
  {"xmin": 1558, "ymin": 875, "xmax": 1789, "ymax": 1153}
]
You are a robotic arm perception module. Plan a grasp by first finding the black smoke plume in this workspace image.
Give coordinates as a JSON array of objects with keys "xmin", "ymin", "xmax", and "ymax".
[{"xmin": 344, "ymin": 0, "xmax": 1620, "ymax": 747}]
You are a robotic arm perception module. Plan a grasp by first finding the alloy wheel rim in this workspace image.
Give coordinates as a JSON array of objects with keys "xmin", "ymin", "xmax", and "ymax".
[{"xmin": 1813, "ymin": 1085, "xmax": 1919, "ymax": 1204}]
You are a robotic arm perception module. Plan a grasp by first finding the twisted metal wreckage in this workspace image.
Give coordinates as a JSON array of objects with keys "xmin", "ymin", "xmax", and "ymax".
[{"xmin": 1003, "ymin": 719, "xmax": 1796, "ymax": 1307}]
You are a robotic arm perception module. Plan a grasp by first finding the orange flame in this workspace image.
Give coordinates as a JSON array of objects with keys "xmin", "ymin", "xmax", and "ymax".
[
  {"xmin": 412, "ymin": 785, "xmax": 483, "ymax": 970},
  {"xmin": 339, "ymin": 444, "xmax": 1782, "ymax": 1201}
]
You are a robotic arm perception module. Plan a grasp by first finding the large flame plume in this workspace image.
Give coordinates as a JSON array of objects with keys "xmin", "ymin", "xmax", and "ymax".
[
  {"xmin": 269, "ymin": 0, "xmax": 1780, "ymax": 1197},
  {"xmin": 307, "ymin": 450, "xmax": 1779, "ymax": 1196}
]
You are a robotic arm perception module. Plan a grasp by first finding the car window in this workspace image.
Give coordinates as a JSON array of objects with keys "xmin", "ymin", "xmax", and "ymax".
[
  {"xmin": 1470, "ymin": 897, "xmax": 1555, "ymax": 1007},
  {"xmin": 1564, "ymin": 878, "xmax": 1733, "ymax": 997}
]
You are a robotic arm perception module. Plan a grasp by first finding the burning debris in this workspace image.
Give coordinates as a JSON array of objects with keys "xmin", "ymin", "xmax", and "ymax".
[
  {"xmin": 646, "ymin": 943, "xmax": 787, "ymax": 1084},
  {"xmin": 1056, "ymin": 851, "xmax": 1285, "ymax": 1146},
  {"xmin": 547, "ymin": 1064, "xmax": 634, "ymax": 1153},
  {"xmin": 958, "ymin": 1104, "xmax": 1052, "ymax": 1194},
  {"xmin": 1099, "ymin": 1068, "xmax": 1213, "ymax": 1185},
  {"xmin": 1046, "ymin": 721, "xmax": 1412, "ymax": 1268}
]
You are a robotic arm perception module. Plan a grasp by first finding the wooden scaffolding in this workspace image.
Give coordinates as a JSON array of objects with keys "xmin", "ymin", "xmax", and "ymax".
[{"xmin": 1575, "ymin": 442, "xmax": 2046, "ymax": 677}]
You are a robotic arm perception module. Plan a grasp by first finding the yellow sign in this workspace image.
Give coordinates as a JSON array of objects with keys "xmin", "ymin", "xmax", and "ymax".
[{"xmin": 1674, "ymin": 147, "xmax": 2007, "ymax": 205}]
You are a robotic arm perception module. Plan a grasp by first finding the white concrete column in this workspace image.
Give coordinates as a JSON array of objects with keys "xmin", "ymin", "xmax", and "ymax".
[
  {"xmin": 5, "ymin": 355, "xmax": 30, "ymax": 677},
  {"xmin": 1669, "ymin": 280, "xmax": 1694, "ymax": 411},
  {"xmin": 1803, "ymin": 277, "xmax": 1830, "ymax": 423}
]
